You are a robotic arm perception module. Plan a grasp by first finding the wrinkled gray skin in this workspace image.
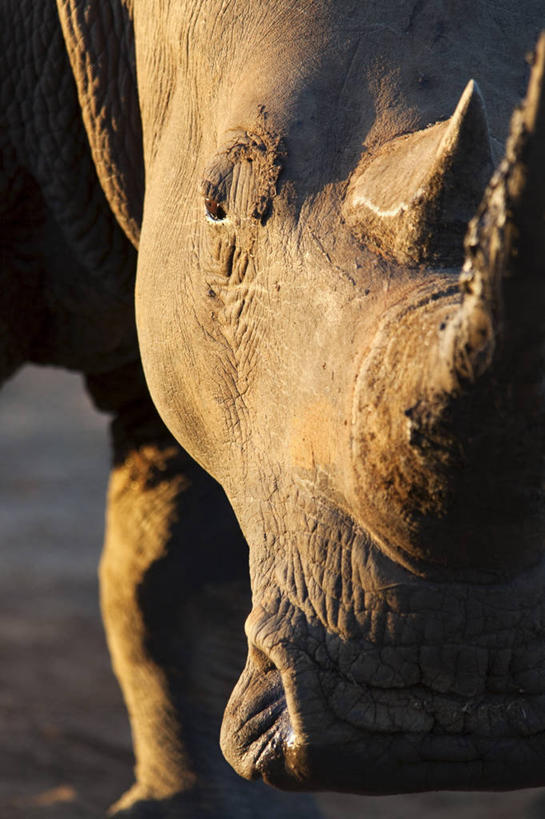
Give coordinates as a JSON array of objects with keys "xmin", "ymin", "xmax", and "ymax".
[{"xmin": 2, "ymin": 0, "xmax": 545, "ymax": 816}]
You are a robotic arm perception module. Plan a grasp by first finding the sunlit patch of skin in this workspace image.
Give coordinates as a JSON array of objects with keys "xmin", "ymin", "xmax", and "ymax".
[{"xmin": 286, "ymin": 728, "xmax": 297, "ymax": 749}]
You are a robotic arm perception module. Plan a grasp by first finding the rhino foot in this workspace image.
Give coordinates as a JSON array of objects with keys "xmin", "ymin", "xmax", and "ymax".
[
  {"xmin": 109, "ymin": 788, "xmax": 188, "ymax": 818},
  {"xmin": 109, "ymin": 786, "xmax": 216, "ymax": 819},
  {"xmin": 109, "ymin": 783, "xmax": 321, "ymax": 819}
]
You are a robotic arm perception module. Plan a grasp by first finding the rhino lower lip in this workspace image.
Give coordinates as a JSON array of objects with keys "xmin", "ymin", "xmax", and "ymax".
[{"xmin": 233, "ymin": 681, "xmax": 545, "ymax": 793}]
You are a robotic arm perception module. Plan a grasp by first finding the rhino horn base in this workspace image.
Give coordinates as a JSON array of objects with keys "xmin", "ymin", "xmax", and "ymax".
[{"xmin": 347, "ymin": 79, "xmax": 494, "ymax": 266}]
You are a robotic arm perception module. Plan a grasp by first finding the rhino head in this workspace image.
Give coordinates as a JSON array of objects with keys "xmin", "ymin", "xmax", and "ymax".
[{"xmin": 134, "ymin": 0, "xmax": 545, "ymax": 794}]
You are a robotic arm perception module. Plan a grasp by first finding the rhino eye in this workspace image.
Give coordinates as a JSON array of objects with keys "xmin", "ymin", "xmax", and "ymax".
[{"xmin": 205, "ymin": 197, "xmax": 227, "ymax": 222}]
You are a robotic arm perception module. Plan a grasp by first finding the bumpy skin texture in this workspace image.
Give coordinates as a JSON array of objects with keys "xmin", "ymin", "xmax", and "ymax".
[
  {"xmin": 0, "ymin": 0, "xmax": 138, "ymax": 380},
  {"xmin": 3, "ymin": 0, "xmax": 545, "ymax": 816}
]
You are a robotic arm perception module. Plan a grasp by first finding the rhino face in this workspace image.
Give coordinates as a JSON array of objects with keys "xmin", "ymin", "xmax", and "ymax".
[{"xmin": 135, "ymin": 0, "xmax": 545, "ymax": 793}]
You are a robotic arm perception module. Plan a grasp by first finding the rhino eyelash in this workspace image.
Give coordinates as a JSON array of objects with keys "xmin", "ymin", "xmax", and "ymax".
[{"xmin": 204, "ymin": 197, "xmax": 227, "ymax": 222}]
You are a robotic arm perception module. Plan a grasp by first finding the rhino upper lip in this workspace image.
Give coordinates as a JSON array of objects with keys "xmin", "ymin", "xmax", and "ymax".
[{"xmin": 221, "ymin": 647, "xmax": 297, "ymax": 785}]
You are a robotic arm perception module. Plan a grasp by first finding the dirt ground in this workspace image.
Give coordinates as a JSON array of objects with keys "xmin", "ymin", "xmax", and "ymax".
[{"xmin": 2, "ymin": 365, "xmax": 545, "ymax": 819}]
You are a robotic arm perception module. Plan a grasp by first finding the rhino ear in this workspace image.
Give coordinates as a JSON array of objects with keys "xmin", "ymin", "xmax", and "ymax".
[
  {"xmin": 348, "ymin": 80, "xmax": 494, "ymax": 265},
  {"xmin": 56, "ymin": 0, "xmax": 144, "ymax": 248}
]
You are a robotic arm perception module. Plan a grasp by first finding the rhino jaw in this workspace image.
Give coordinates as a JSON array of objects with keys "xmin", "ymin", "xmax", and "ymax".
[{"xmin": 220, "ymin": 509, "xmax": 545, "ymax": 794}]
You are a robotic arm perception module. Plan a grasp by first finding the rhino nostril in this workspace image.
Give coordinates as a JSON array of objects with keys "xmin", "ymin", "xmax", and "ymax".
[{"xmin": 248, "ymin": 643, "xmax": 277, "ymax": 674}]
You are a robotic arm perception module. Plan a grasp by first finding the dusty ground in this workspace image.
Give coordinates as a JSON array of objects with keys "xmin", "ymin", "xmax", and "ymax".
[{"xmin": 2, "ymin": 364, "xmax": 545, "ymax": 819}]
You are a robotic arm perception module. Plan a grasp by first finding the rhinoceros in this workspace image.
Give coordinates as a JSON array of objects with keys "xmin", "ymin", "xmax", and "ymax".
[{"xmin": 3, "ymin": 0, "xmax": 545, "ymax": 816}]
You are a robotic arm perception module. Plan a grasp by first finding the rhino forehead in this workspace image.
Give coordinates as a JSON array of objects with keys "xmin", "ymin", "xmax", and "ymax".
[{"xmin": 134, "ymin": 0, "xmax": 537, "ymax": 181}]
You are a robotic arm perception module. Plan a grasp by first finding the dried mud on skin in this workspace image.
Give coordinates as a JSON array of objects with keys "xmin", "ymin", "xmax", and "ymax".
[{"xmin": 1, "ymin": 366, "xmax": 545, "ymax": 819}]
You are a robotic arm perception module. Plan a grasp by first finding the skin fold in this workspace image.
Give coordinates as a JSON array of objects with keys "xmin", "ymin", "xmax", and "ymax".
[{"xmin": 2, "ymin": 0, "xmax": 545, "ymax": 815}]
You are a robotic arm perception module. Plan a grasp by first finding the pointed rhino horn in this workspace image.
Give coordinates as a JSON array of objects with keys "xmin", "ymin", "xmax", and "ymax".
[
  {"xmin": 449, "ymin": 32, "xmax": 545, "ymax": 384},
  {"xmin": 348, "ymin": 80, "xmax": 494, "ymax": 265}
]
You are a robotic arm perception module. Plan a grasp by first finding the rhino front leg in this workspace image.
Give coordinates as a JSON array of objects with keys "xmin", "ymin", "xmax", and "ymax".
[{"xmin": 86, "ymin": 363, "xmax": 320, "ymax": 818}]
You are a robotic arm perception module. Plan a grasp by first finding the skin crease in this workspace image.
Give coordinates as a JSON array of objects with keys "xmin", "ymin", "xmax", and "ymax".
[
  {"xmin": 2, "ymin": 0, "xmax": 545, "ymax": 815},
  {"xmin": 0, "ymin": 0, "xmax": 138, "ymax": 377}
]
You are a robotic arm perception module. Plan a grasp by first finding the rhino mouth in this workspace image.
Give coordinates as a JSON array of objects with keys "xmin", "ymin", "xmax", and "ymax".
[
  {"xmin": 223, "ymin": 660, "xmax": 545, "ymax": 794},
  {"xmin": 221, "ymin": 543, "xmax": 545, "ymax": 793},
  {"xmin": 220, "ymin": 647, "xmax": 294, "ymax": 785}
]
